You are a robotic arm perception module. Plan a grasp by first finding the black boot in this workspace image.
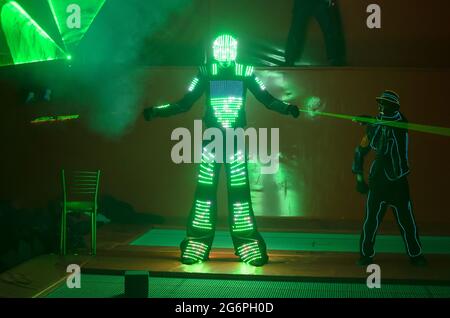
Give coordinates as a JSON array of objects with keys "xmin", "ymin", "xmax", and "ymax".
[
  {"xmin": 247, "ymin": 255, "xmax": 269, "ymax": 267},
  {"xmin": 410, "ymin": 255, "xmax": 427, "ymax": 267}
]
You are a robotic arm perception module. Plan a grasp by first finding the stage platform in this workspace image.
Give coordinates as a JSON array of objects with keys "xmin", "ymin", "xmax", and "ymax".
[{"xmin": 1, "ymin": 224, "xmax": 450, "ymax": 298}]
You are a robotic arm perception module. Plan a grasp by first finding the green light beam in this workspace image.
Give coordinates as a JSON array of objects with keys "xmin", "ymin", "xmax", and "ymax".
[
  {"xmin": 47, "ymin": 0, "xmax": 106, "ymax": 48},
  {"xmin": 299, "ymin": 109, "xmax": 450, "ymax": 137},
  {"xmin": 1, "ymin": 1, "xmax": 67, "ymax": 65}
]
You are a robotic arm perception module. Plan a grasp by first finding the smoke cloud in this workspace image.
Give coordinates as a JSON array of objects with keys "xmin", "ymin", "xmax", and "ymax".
[{"xmin": 67, "ymin": 0, "xmax": 190, "ymax": 138}]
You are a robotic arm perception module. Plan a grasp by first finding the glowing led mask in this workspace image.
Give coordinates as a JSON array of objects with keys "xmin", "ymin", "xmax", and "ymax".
[{"xmin": 213, "ymin": 34, "xmax": 238, "ymax": 63}]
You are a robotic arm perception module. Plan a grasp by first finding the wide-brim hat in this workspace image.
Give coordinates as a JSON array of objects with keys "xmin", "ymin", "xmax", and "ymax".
[{"xmin": 376, "ymin": 90, "xmax": 400, "ymax": 106}]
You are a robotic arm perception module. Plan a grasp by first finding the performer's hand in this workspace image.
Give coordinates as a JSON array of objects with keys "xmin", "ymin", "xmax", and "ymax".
[
  {"xmin": 288, "ymin": 104, "xmax": 300, "ymax": 119},
  {"xmin": 356, "ymin": 179, "xmax": 369, "ymax": 195},
  {"xmin": 143, "ymin": 107, "xmax": 155, "ymax": 121}
]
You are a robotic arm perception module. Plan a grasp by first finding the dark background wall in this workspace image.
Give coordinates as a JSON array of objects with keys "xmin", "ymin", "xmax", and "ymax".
[
  {"xmin": 1, "ymin": 0, "xmax": 450, "ymax": 67},
  {"xmin": 129, "ymin": 0, "xmax": 450, "ymax": 67},
  {"xmin": 1, "ymin": 66, "xmax": 449, "ymax": 232},
  {"xmin": 1, "ymin": 0, "xmax": 450, "ymax": 233}
]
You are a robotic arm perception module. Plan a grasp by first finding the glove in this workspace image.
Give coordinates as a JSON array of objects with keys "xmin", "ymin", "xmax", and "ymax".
[
  {"xmin": 356, "ymin": 180, "xmax": 369, "ymax": 195},
  {"xmin": 143, "ymin": 107, "xmax": 155, "ymax": 121},
  {"xmin": 288, "ymin": 104, "xmax": 300, "ymax": 118}
]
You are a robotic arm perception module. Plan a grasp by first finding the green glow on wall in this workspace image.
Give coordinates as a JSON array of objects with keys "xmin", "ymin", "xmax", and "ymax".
[
  {"xmin": 213, "ymin": 34, "xmax": 238, "ymax": 63},
  {"xmin": 47, "ymin": 0, "xmax": 106, "ymax": 48},
  {"xmin": 31, "ymin": 115, "xmax": 80, "ymax": 124},
  {"xmin": 249, "ymin": 160, "xmax": 303, "ymax": 217},
  {"xmin": 211, "ymin": 97, "xmax": 243, "ymax": 129},
  {"xmin": 1, "ymin": 1, "xmax": 66, "ymax": 65}
]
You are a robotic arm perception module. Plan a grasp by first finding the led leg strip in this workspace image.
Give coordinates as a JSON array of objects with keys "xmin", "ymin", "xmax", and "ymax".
[
  {"xmin": 229, "ymin": 151, "xmax": 247, "ymax": 187},
  {"xmin": 211, "ymin": 97, "xmax": 243, "ymax": 129},
  {"xmin": 182, "ymin": 241, "xmax": 209, "ymax": 263},
  {"xmin": 192, "ymin": 200, "xmax": 213, "ymax": 230},
  {"xmin": 237, "ymin": 241, "xmax": 263, "ymax": 264},
  {"xmin": 232, "ymin": 202, "xmax": 254, "ymax": 233},
  {"xmin": 198, "ymin": 149, "xmax": 216, "ymax": 185}
]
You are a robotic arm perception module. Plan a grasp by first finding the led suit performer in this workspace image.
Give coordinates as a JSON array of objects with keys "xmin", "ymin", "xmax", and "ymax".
[
  {"xmin": 143, "ymin": 35, "xmax": 300, "ymax": 266},
  {"xmin": 352, "ymin": 90, "xmax": 426, "ymax": 267}
]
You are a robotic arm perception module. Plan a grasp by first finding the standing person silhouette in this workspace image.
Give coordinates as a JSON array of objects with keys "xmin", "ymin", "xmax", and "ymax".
[
  {"xmin": 143, "ymin": 34, "xmax": 300, "ymax": 266},
  {"xmin": 353, "ymin": 90, "xmax": 427, "ymax": 267},
  {"xmin": 285, "ymin": 0, "xmax": 346, "ymax": 66}
]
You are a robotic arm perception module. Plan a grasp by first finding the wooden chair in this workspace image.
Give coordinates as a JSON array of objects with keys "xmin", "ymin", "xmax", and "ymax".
[{"xmin": 60, "ymin": 170, "xmax": 101, "ymax": 256}]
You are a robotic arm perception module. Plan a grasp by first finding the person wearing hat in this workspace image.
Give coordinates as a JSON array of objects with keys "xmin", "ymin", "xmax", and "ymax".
[{"xmin": 352, "ymin": 90, "xmax": 427, "ymax": 267}]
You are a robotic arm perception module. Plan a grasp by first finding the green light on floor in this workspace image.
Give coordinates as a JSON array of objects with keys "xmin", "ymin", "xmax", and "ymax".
[
  {"xmin": 1, "ymin": 1, "xmax": 67, "ymax": 65},
  {"xmin": 47, "ymin": 0, "xmax": 106, "ymax": 48}
]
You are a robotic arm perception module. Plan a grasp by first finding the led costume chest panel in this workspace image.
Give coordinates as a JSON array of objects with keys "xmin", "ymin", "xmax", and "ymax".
[{"xmin": 210, "ymin": 80, "xmax": 244, "ymax": 129}]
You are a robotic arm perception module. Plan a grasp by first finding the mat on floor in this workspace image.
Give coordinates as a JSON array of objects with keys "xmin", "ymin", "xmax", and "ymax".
[{"xmin": 130, "ymin": 229, "xmax": 450, "ymax": 254}]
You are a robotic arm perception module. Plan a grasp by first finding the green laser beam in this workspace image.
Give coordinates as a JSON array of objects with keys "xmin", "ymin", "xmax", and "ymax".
[
  {"xmin": 47, "ymin": 0, "xmax": 106, "ymax": 48},
  {"xmin": 300, "ymin": 109, "xmax": 450, "ymax": 137},
  {"xmin": 1, "ymin": 1, "xmax": 67, "ymax": 66}
]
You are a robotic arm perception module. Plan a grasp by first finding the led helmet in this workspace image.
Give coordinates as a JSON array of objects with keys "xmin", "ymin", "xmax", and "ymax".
[{"xmin": 212, "ymin": 34, "xmax": 238, "ymax": 63}]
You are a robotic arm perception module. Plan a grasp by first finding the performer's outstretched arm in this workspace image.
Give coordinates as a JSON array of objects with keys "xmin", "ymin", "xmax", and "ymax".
[
  {"xmin": 143, "ymin": 72, "xmax": 206, "ymax": 121},
  {"xmin": 247, "ymin": 74, "xmax": 299, "ymax": 118}
]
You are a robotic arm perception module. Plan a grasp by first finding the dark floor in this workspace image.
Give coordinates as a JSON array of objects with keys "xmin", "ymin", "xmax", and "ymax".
[{"xmin": 2, "ymin": 224, "xmax": 450, "ymax": 298}]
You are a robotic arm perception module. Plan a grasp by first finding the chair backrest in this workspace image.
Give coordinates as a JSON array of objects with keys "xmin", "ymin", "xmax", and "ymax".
[{"xmin": 62, "ymin": 170, "xmax": 101, "ymax": 204}]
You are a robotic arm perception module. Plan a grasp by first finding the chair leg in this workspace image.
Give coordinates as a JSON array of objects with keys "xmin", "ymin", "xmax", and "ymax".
[
  {"xmin": 91, "ymin": 210, "xmax": 97, "ymax": 256},
  {"xmin": 60, "ymin": 209, "xmax": 67, "ymax": 256}
]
